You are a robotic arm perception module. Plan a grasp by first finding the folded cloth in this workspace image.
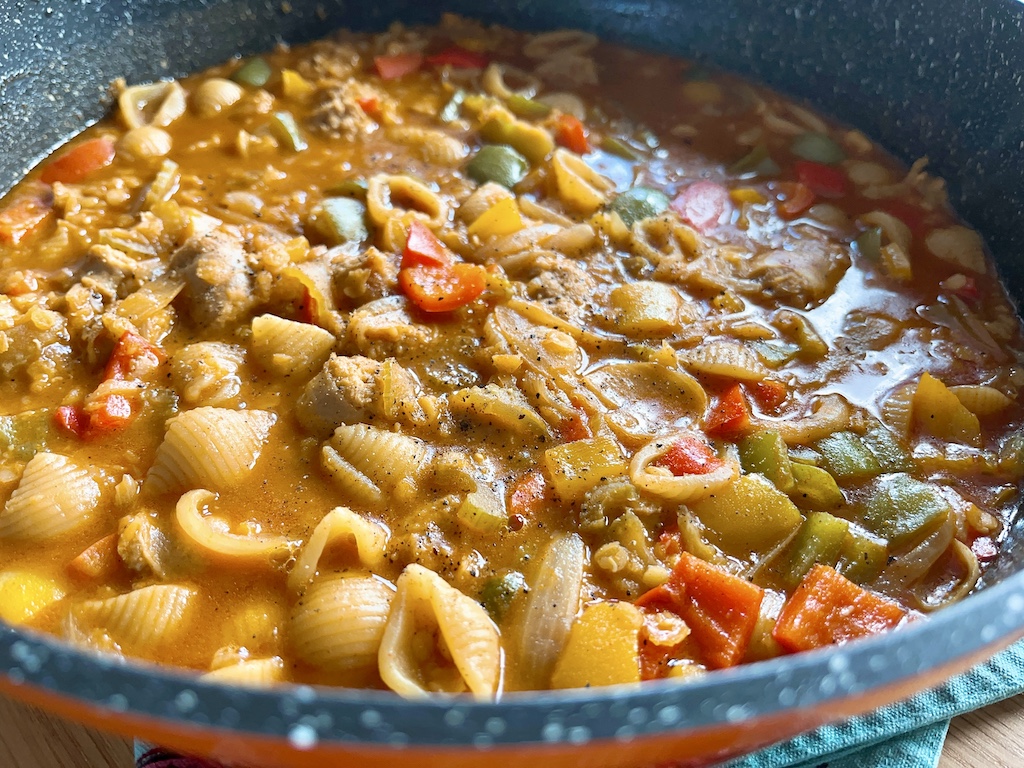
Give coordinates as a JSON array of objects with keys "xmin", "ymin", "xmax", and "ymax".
[{"xmin": 134, "ymin": 639, "xmax": 1024, "ymax": 768}]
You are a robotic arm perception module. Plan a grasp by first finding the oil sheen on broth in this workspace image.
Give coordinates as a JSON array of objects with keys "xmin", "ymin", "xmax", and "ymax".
[{"xmin": 0, "ymin": 15, "xmax": 1021, "ymax": 695}]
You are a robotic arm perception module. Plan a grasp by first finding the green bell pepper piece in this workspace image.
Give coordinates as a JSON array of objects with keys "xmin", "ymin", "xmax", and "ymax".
[
  {"xmin": 787, "ymin": 462, "xmax": 845, "ymax": 510},
  {"xmin": 269, "ymin": 111, "xmax": 307, "ymax": 152},
  {"xmin": 772, "ymin": 511, "xmax": 850, "ymax": 590},
  {"xmin": 860, "ymin": 425, "xmax": 913, "ymax": 473},
  {"xmin": 790, "ymin": 132, "xmax": 846, "ymax": 165},
  {"xmin": 480, "ymin": 570, "xmax": 525, "ymax": 623},
  {"xmin": 311, "ymin": 197, "xmax": 368, "ymax": 246},
  {"xmin": 233, "ymin": 57, "xmax": 273, "ymax": 88},
  {"xmin": 467, "ymin": 144, "xmax": 529, "ymax": 189},
  {"xmin": 729, "ymin": 144, "xmax": 780, "ymax": 177},
  {"xmin": 506, "ymin": 94, "xmax": 552, "ymax": 119},
  {"xmin": 863, "ymin": 473, "xmax": 951, "ymax": 548},
  {"xmin": 837, "ymin": 529, "xmax": 889, "ymax": 585},
  {"xmin": 610, "ymin": 186, "xmax": 670, "ymax": 228},
  {"xmin": 816, "ymin": 431, "xmax": 881, "ymax": 480},
  {"xmin": 855, "ymin": 227, "xmax": 882, "ymax": 262},
  {"xmin": 740, "ymin": 429, "xmax": 794, "ymax": 492}
]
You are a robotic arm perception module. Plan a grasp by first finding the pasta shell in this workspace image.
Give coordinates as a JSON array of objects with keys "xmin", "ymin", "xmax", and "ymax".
[
  {"xmin": 629, "ymin": 214, "xmax": 701, "ymax": 264},
  {"xmin": 146, "ymin": 407, "xmax": 276, "ymax": 495},
  {"xmin": 0, "ymin": 453, "xmax": 102, "ymax": 541},
  {"xmin": 366, "ymin": 174, "xmax": 448, "ymax": 229},
  {"xmin": 882, "ymin": 383, "xmax": 915, "ymax": 439},
  {"xmin": 250, "ymin": 314, "xmax": 336, "ymax": 379},
  {"xmin": 328, "ymin": 423, "xmax": 428, "ymax": 492},
  {"xmin": 290, "ymin": 574, "xmax": 395, "ymax": 674},
  {"xmin": 630, "ymin": 435, "xmax": 739, "ymax": 503},
  {"xmin": 202, "ymin": 656, "xmax": 285, "ymax": 686},
  {"xmin": 288, "ymin": 507, "xmax": 390, "ymax": 593},
  {"xmin": 320, "ymin": 445, "xmax": 384, "ymax": 507},
  {"xmin": 949, "ymin": 385, "xmax": 1014, "ymax": 417},
  {"xmin": 513, "ymin": 534, "xmax": 584, "ymax": 690},
  {"xmin": 482, "ymin": 62, "xmax": 541, "ymax": 99},
  {"xmin": 551, "ymin": 148, "xmax": 614, "ymax": 214},
  {"xmin": 458, "ymin": 182, "xmax": 514, "ymax": 224},
  {"xmin": 388, "ymin": 126, "xmax": 468, "ymax": 166},
  {"xmin": 683, "ymin": 340, "xmax": 767, "ymax": 381},
  {"xmin": 118, "ymin": 81, "xmax": 187, "ymax": 130},
  {"xmin": 73, "ymin": 584, "xmax": 196, "ymax": 655},
  {"xmin": 379, "ymin": 564, "xmax": 502, "ymax": 699},
  {"xmin": 176, "ymin": 489, "xmax": 294, "ymax": 563}
]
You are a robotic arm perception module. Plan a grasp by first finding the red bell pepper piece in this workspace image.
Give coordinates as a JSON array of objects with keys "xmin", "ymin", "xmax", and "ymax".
[
  {"xmin": 772, "ymin": 564, "xmax": 906, "ymax": 653},
  {"xmin": 637, "ymin": 552, "xmax": 765, "ymax": 669},
  {"xmin": 670, "ymin": 181, "xmax": 731, "ymax": 233},
  {"xmin": 399, "ymin": 262, "xmax": 487, "ymax": 312},
  {"xmin": 795, "ymin": 160, "xmax": 848, "ymax": 198},
  {"xmin": 402, "ymin": 220, "xmax": 454, "ymax": 269},
  {"xmin": 750, "ymin": 379, "xmax": 788, "ymax": 411},
  {"xmin": 657, "ymin": 435, "xmax": 725, "ymax": 476},
  {"xmin": 705, "ymin": 384, "xmax": 751, "ymax": 440},
  {"xmin": 555, "ymin": 114, "xmax": 590, "ymax": 154},
  {"xmin": 426, "ymin": 46, "xmax": 489, "ymax": 69},
  {"xmin": 103, "ymin": 330, "xmax": 167, "ymax": 382},
  {"xmin": 83, "ymin": 394, "xmax": 136, "ymax": 435},
  {"xmin": 373, "ymin": 53, "xmax": 424, "ymax": 80},
  {"xmin": 508, "ymin": 469, "xmax": 552, "ymax": 520},
  {"xmin": 55, "ymin": 405, "xmax": 86, "ymax": 438},
  {"xmin": 40, "ymin": 137, "xmax": 115, "ymax": 185}
]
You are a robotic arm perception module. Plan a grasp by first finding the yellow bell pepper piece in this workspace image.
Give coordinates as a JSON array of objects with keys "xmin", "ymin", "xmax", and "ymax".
[
  {"xmin": 544, "ymin": 436, "xmax": 627, "ymax": 501},
  {"xmin": 729, "ymin": 187, "xmax": 767, "ymax": 205},
  {"xmin": 690, "ymin": 474, "xmax": 802, "ymax": 560},
  {"xmin": 913, "ymin": 372, "xmax": 982, "ymax": 447},
  {"xmin": 551, "ymin": 602, "xmax": 642, "ymax": 689},
  {"xmin": 0, "ymin": 571, "xmax": 65, "ymax": 626},
  {"xmin": 281, "ymin": 69, "xmax": 315, "ymax": 100},
  {"xmin": 467, "ymin": 198, "xmax": 524, "ymax": 240}
]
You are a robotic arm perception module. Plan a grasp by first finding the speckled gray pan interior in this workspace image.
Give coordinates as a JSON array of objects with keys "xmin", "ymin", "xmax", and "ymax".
[{"xmin": 2, "ymin": 0, "xmax": 1024, "ymax": 755}]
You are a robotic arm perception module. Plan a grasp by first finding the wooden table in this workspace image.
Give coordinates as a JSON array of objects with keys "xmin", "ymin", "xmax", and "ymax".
[{"xmin": 1, "ymin": 693, "xmax": 1023, "ymax": 767}]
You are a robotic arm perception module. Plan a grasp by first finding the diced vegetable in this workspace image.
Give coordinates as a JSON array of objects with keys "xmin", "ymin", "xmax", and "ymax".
[
  {"xmin": 0, "ymin": 182, "xmax": 53, "ymax": 245},
  {"xmin": 0, "ymin": 410, "xmax": 53, "ymax": 460},
  {"xmin": 83, "ymin": 393, "xmax": 137, "ymax": 436},
  {"xmin": 690, "ymin": 474, "xmax": 802, "ymax": 560},
  {"xmin": 467, "ymin": 197, "xmax": 524, "ymax": 239},
  {"xmin": 669, "ymin": 181, "xmax": 730, "ymax": 233},
  {"xmin": 479, "ymin": 115, "xmax": 555, "ymax": 163},
  {"xmin": 913, "ymin": 372, "xmax": 982, "ymax": 447},
  {"xmin": 0, "ymin": 571, "xmax": 65, "ymax": 626},
  {"xmin": 402, "ymin": 220, "xmax": 452, "ymax": 269},
  {"xmin": 795, "ymin": 160, "xmax": 848, "ymax": 198},
  {"xmin": 373, "ymin": 53, "xmax": 424, "ymax": 80},
  {"xmin": 67, "ymin": 534, "xmax": 122, "ymax": 581},
  {"xmin": 40, "ymin": 137, "xmax": 115, "ymax": 185},
  {"xmin": 705, "ymin": 384, "xmax": 751, "ymax": 440},
  {"xmin": 551, "ymin": 602, "xmax": 643, "ymax": 688},
  {"xmin": 751, "ymin": 379, "xmax": 788, "ymax": 411},
  {"xmin": 610, "ymin": 186, "xmax": 670, "ymax": 228},
  {"xmin": 658, "ymin": 435, "xmax": 726, "ymax": 476},
  {"xmin": 543, "ymin": 436, "xmax": 627, "ymax": 501},
  {"xmin": 637, "ymin": 552, "xmax": 764, "ymax": 669},
  {"xmin": 729, "ymin": 144, "xmax": 780, "ymax": 177},
  {"xmin": 426, "ymin": 46, "xmax": 489, "ymax": 69},
  {"xmin": 860, "ymin": 425, "xmax": 912, "ymax": 472},
  {"xmin": 855, "ymin": 227, "xmax": 882, "ymax": 262},
  {"xmin": 467, "ymin": 144, "xmax": 529, "ymax": 188},
  {"xmin": 506, "ymin": 94, "xmax": 552, "ymax": 119},
  {"xmin": 439, "ymin": 89, "xmax": 466, "ymax": 123},
  {"xmin": 787, "ymin": 462, "xmax": 845, "ymax": 510},
  {"xmin": 508, "ymin": 470, "xmax": 551, "ymax": 519},
  {"xmin": 816, "ymin": 431, "xmax": 881, "ymax": 480},
  {"xmin": 776, "ymin": 181, "xmax": 815, "ymax": 218},
  {"xmin": 739, "ymin": 429, "xmax": 794, "ymax": 492},
  {"xmin": 608, "ymin": 281, "xmax": 681, "ymax": 336},
  {"xmin": 458, "ymin": 483, "xmax": 508, "ymax": 533},
  {"xmin": 600, "ymin": 136, "xmax": 640, "ymax": 160},
  {"xmin": 281, "ymin": 68, "xmax": 314, "ymax": 100},
  {"xmin": 479, "ymin": 570, "xmax": 526, "ymax": 622},
  {"xmin": 790, "ymin": 132, "xmax": 845, "ymax": 165},
  {"xmin": 399, "ymin": 263, "xmax": 487, "ymax": 313},
  {"xmin": 730, "ymin": 187, "xmax": 767, "ymax": 205},
  {"xmin": 838, "ymin": 530, "xmax": 888, "ymax": 585},
  {"xmin": 863, "ymin": 472, "xmax": 952, "ymax": 548},
  {"xmin": 751, "ymin": 339, "xmax": 800, "ymax": 368},
  {"xmin": 772, "ymin": 565, "xmax": 905, "ymax": 652},
  {"xmin": 309, "ymin": 197, "xmax": 369, "ymax": 246},
  {"xmin": 269, "ymin": 111, "xmax": 306, "ymax": 152},
  {"xmin": 232, "ymin": 56, "xmax": 272, "ymax": 87},
  {"xmin": 554, "ymin": 114, "xmax": 590, "ymax": 154},
  {"xmin": 103, "ymin": 330, "xmax": 167, "ymax": 382},
  {"xmin": 770, "ymin": 512, "xmax": 850, "ymax": 590}
]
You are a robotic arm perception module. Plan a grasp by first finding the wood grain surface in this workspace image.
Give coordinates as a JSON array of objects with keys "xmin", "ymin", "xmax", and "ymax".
[{"xmin": 2, "ymin": 692, "xmax": 1023, "ymax": 767}]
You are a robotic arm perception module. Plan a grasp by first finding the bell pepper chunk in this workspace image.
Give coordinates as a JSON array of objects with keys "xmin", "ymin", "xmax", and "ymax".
[
  {"xmin": 67, "ymin": 534, "xmax": 122, "ymax": 581},
  {"xmin": 705, "ymin": 383, "xmax": 751, "ymax": 439},
  {"xmin": 40, "ymin": 137, "xmax": 115, "ymax": 185},
  {"xmin": 637, "ymin": 552, "xmax": 764, "ymax": 669},
  {"xmin": 555, "ymin": 114, "xmax": 590, "ymax": 154},
  {"xmin": 772, "ymin": 564, "xmax": 906, "ymax": 653},
  {"xmin": 657, "ymin": 435, "xmax": 725, "ymax": 476},
  {"xmin": 402, "ymin": 220, "xmax": 453, "ymax": 269},
  {"xmin": 739, "ymin": 428, "xmax": 794, "ymax": 492},
  {"xmin": 103, "ymin": 330, "xmax": 167, "ymax": 382},
  {"xmin": 374, "ymin": 53, "xmax": 424, "ymax": 80},
  {"xmin": 769, "ymin": 512, "xmax": 850, "ymax": 590},
  {"xmin": 795, "ymin": 160, "xmax": 848, "ymax": 198},
  {"xmin": 776, "ymin": 181, "xmax": 815, "ymax": 218},
  {"xmin": 399, "ymin": 262, "xmax": 487, "ymax": 313}
]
